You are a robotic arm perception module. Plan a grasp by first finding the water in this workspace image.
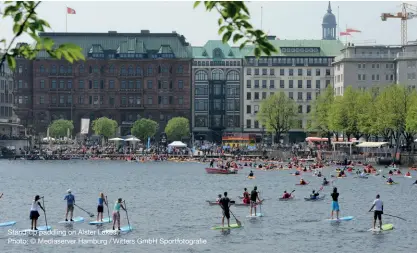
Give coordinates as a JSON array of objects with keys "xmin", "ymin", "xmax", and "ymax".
[{"xmin": 0, "ymin": 160, "xmax": 416, "ymax": 253}]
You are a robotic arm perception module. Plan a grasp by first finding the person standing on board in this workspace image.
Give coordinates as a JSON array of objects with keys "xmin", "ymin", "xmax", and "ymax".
[
  {"xmin": 30, "ymin": 195, "xmax": 45, "ymax": 230},
  {"xmin": 97, "ymin": 192, "xmax": 108, "ymax": 222},
  {"xmin": 112, "ymin": 198, "xmax": 126, "ymax": 230},
  {"xmin": 330, "ymin": 187, "xmax": 340, "ymax": 220},
  {"xmin": 219, "ymin": 192, "xmax": 231, "ymax": 227},
  {"xmin": 250, "ymin": 186, "xmax": 262, "ymax": 216},
  {"xmin": 368, "ymin": 194, "xmax": 383, "ymax": 229},
  {"xmin": 64, "ymin": 189, "xmax": 75, "ymax": 221}
]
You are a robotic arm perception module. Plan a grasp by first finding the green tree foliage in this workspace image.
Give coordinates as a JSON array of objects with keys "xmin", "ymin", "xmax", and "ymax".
[
  {"xmin": 194, "ymin": 1, "xmax": 277, "ymax": 57},
  {"xmin": 328, "ymin": 96, "xmax": 347, "ymax": 138},
  {"xmin": 340, "ymin": 87, "xmax": 361, "ymax": 140},
  {"xmin": 257, "ymin": 92, "xmax": 297, "ymax": 142},
  {"xmin": 92, "ymin": 117, "xmax": 118, "ymax": 139},
  {"xmin": 357, "ymin": 88, "xmax": 378, "ymax": 140},
  {"xmin": 131, "ymin": 119, "xmax": 159, "ymax": 141},
  {"xmin": 165, "ymin": 117, "xmax": 190, "ymax": 141},
  {"xmin": 0, "ymin": 1, "xmax": 84, "ymax": 70},
  {"xmin": 309, "ymin": 85, "xmax": 334, "ymax": 142},
  {"xmin": 48, "ymin": 119, "xmax": 73, "ymax": 138}
]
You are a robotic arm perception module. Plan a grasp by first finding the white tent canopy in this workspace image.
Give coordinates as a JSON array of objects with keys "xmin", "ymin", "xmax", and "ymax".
[
  {"xmin": 168, "ymin": 141, "xmax": 187, "ymax": 147},
  {"xmin": 356, "ymin": 142, "xmax": 389, "ymax": 148},
  {"xmin": 125, "ymin": 137, "xmax": 140, "ymax": 142},
  {"xmin": 109, "ymin": 137, "xmax": 124, "ymax": 141},
  {"xmin": 42, "ymin": 137, "xmax": 55, "ymax": 141}
]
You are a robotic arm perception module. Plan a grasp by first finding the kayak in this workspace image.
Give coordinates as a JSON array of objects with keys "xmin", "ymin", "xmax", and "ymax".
[
  {"xmin": 279, "ymin": 196, "xmax": 294, "ymax": 201},
  {"xmin": 89, "ymin": 217, "xmax": 112, "ymax": 225},
  {"xmin": 234, "ymin": 199, "xmax": 264, "ymax": 206},
  {"xmin": 355, "ymin": 176, "xmax": 368, "ymax": 179},
  {"xmin": 58, "ymin": 217, "xmax": 84, "ymax": 224},
  {"xmin": 290, "ymin": 173, "xmax": 301, "ymax": 176},
  {"xmin": 102, "ymin": 225, "xmax": 133, "ymax": 234},
  {"xmin": 322, "ymin": 182, "xmax": 330, "ymax": 186},
  {"xmin": 304, "ymin": 196, "xmax": 325, "ymax": 201},
  {"xmin": 0, "ymin": 221, "xmax": 16, "ymax": 227},
  {"xmin": 247, "ymin": 176, "xmax": 255, "ymax": 179},
  {"xmin": 211, "ymin": 223, "xmax": 242, "ymax": 230},
  {"xmin": 326, "ymin": 216, "xmax": 354, "ymax": 222},
  {"xmin": 296, "ymin": 183, "xmax": 309, "ymax": 186},
  {"xmin": 405, "ymin": 175, "xmax": 412, "ymax": 178},
  {"xmin": 369, "ymin": 224, "xmax": 394, "ymax": 232},
  {"xmin": 387, "ymin": 182, "xmax": 399, "ymax": 185}
]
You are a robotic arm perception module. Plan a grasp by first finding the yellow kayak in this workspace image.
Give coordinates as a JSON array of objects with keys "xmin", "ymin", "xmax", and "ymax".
[{"xmin": 248, "ymin": 176, "xmax": 255, "ymax": 179}]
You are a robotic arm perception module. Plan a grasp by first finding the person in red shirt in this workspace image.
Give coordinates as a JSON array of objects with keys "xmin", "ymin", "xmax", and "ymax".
[{"xmin": 282, "ymin": 191, "xmax": 292, "ymax": 199}]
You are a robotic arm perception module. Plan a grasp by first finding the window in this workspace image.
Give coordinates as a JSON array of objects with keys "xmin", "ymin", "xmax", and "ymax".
[
  {"xmin": 254, "ymin": 69, "xmax": 259, "ymax": 75},
  {"xmin": 67, "ymin": 80, "xmax": 72, "ymax": 89},
  {"xmin": 280, "ymin": 80, "xmax": 284, "ymax": 89},
  {"xmin": 128, "ymin": 80, "xmax": 134, "ymax": 89},
  {"xmin": 254, "ymin": 92, "xmax": 259, "ymax": 100},
  {"xmin": 376, "ymin": 63, "xmax": 380, "ymax": 69},
  {"xmin": 79, "ymin": 80, "xmax": 84, "ymax": 89},
  {"xmin": 307, "ymin": 69, "xmax": 311, "ymax": 76},
  {"xmin": 51, "ymin": 96, "xmax": 56, "ymax": 104},
  {"xmin": 40, "ymin": 65, "xmax": 45, "ymax": 73},
  {"xmin": 298, "ymin": 80, "xmax": 302, "ymax": 89},
  {"xmin": 262, "ymin": 69, "xmax": 267, "ymax": 75},
  {"xmin": 254, "ymin": 120, "xmax": 259, "ymax": 129},
  {"xmin": 212, "ymin": 69, "xmax": 223, "ymax": 80},
  {"xmin": 358, "ymin": 63, "xmax": 362, "ymax": 69},
  {"xmin": 247, "ymin": 105, "xmax": 251, "ymax": 114},
  {"xmin": 227, "ymin": 70, "xmax": 239, "ymax": 81},
  {"xmin": 121, "ymin": 80, "xmax": 126, "ymax": 89},
  {"xmin": 100, "ymin": 80, "xmax": 105, "ymax": 89},
  {"xmin": 289, "ymin": 80, "xmax": 293, "ymax": 89},
  {"xmin": 280, "ymin": 69, "xmax": 285, "ymax": 76},
  {"xmin": 59, "ymin": 65, "xmax": 65, "ymax": 74},
  {"xmin": 79, "ymin": 65, "xmax": 85, "ymax": 73},
  {"xmin": 40, "ymin": 80, "xmax": 45, "ymax": 89},
  {"xmin": 297, "ymin": 92, "xmax": 303, "ymax": 100},
  {"xmin": 262, "ymin": 92, "xmax": 267, "ymax": 99},
  {"xmin": 93, "ymin": 95, "xmax": 99, "ymax": 105},
  {"xmin": 298, "ymin": 69, "xmax": 302, "ymax": 76},
  {"xmin": 109, "ymin": 65, "xmax": 114, "ymax": 74},
  {"xmin": 59, "ymin": 95, "xmax": 64, "ymax": 104},
  {"xmin": 289, "ymin": 69, "xmax": 294, "ymax": 76},
  {"xmin": 246, "ymin": 68, "xmax": 252, "ymax": 75},
  {"xmin": 246, "ymin": 92, "xmax": 251, "ymax": 100},
  {"xmin": 307, "ymin": 105, "xmax": 311, "ymax": 113},
  {"xmin": 270, "ymin": 69, "xmax": 275, "ymax": 75},
  {"xmin": 358, "ymin": 74, "xmax": 362, "ymax": 81},
  {"xmin": 109, "ymin": 96, "xmax": 115, "ymax": 105},
  {"xmin": 262, "ymin": 80, "xmax": 267, "ymax": 88},
  {"xmin": 51, "ymin": 65, "xmax": 57, "ymax": 74},
  {"xmin": 147, "ymin": 66, "xmax": 153, "ymax": 75},
  {"xmin": 326, "ymin": 69, "xmax": 331, "ymax": 76},
  {"xmin": 93, "ymin": 80, "xmax": 98, "ymax": 89},
  {"xmin": 376, "ymin": 74, "xmax": 380, "ymax": 81},
  {"xmin": 307, "ymin": 80, "xmax": 311, "ymax": 89},
  {"xmin": 270, "ymin": 80, "xmax": 275, "ymax": 88},
  {"xmin": 39, "ymin": 96, "xmax": 44, "ymax": 104},
  {"xmin": 177, "ymin": 65, "xmax": 183, "ymax": 74},
  {"xmin": 298, "ymin": 105, "xmax": 303, "ymax": 113},
  {"xmin": 316, "ymin": 69, "xmax": 321, "ymax": 76},
  {"xmin": 390, "ymin": 74, "xmax": 394, "ymax": 80},
  {"xmin": 372, "ymin": 63, "xmax": 375, "ymax": 69},
  {"xmin": 178, "ymin": 96, "xmax": 183, "ymax": 105},
  {"xmin": 315, "ymin": 80, "xmax": 320, "ymax": 89},
  {"xmin": 59, "ymin": 80, "xmax": 64, "ymax": 89},
  {"xmin": 51, "ymin": 80, "xmax": 56, "ymax": 89},
  {"xmin": 134, "ymin": 80, "xmax": 141, "ymax": 89},
  {"xmin": 93, "ymin": 66, "xmax": 99, "ymax": 73},
  {"xmin": 67, "ymin": 95, "xmax": 72, "ymax": 104},
  {"xmin": 128, "ymin": 65, "xmax": 134, "ymax": 75},
  {"xmin": 195, "ymin": 71, "xmax": 208, "ymax": 81},
  {"xmin": 254, "ymin": 80, "xmax": 259, "ymax": 88},
  {"xmin": 68, "ymin": 65, "xmax": 72, "ymax": 74},
  {"xmin": 307, "ymin": 92, "xmax": 312, "ymax": 100},
  {"xmin": 147, "ymin": 80, "xmax": 153, "ymax": 89},
  {"xmin": 326, "ymin": 80, "xmax": 330, "ymax": 88},
  {"xmin": 246, "ymin": 119, "xmax": 251, "ymax": 128},
  {"xmin": 121, "ymin": 96, "xmax": 126, "ymax": 105},
  {"xmin": 246, "ymin": 80, "xmax": 251, "ymax": 88}
]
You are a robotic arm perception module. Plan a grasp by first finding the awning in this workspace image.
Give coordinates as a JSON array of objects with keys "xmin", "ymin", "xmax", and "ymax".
[{"xmin": 356, "ymin": 142, "xmax": 389, "ymax": 148}]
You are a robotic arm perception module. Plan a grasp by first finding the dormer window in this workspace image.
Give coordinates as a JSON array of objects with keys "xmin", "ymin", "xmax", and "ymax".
[{"xmin": 213, "ymin": 48, "xmax": 222, "ymax": 58}]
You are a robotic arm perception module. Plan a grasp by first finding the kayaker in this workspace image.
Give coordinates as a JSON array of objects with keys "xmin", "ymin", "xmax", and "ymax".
[
  {"xmin": 30, "ymin": 195, "xmax": 45, "ymax": 230},
  {"xmin": 368, "ymin": 194, "xmax": 383, "ymax": 230},
  {"xmin": 249, "ymin": 171, "xmax": 254, "ymax": 177},
  {"xmin": 216, "ymin": 194, "xmax": 222, "ymax": 203},
  {"xmin": 323, "ymin": 178, "xmax": 329, "ymax": 185},
  {"xmin": 219, "ymin": 192, "xmax": 231, "ymax": 227},
  {"xmin": 310, "ymin": 190, "xmax": 319, "ymax": 199},
  {"xmin": 97, "ymin": 192, "xmax": 108, "ymax": 222},
  {"xmin": 299, "ymin": 178, "xmax": 307, "ymax": 185},
  {"xmin": 282, "ymin": 191, "xmax": 291, "ymax": 199},
  {"xmin": 387, "ymin": 177, "xmax": 394, "ymax": 183},
  {"xmin": 295, "ymin": 171, "xmax": 300, "ymax": 176},
  {"xmin": 243, "ymin": 189, "xmax": 250, "ymax": 204},
  {"xmin": 112, "ymin": 198, "xmax": 126, "ymax": 231},
  {"xmin": 250, "ymin": 186, "xmax": 262, "ymax": 216},
  {"xmin": 64, "ymin": 189, "xmax": 75, "ymax": 222},
  {"xmin": 406, "ymin": 171, "xmax": 411, "ymax": 177},
  {"xmin": 388, "ymin": 170, "xmax": 393, "ymax": 175},
  {"xmin": 330, "ymin": 187, "xmax": 340, "ymax": 220},
  {"xmin": 317, "ymin": 171, "xmax": 322, "ymax": 177}
]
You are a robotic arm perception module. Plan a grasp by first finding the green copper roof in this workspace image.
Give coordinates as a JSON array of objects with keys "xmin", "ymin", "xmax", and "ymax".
[
  {"xmin": 243, "ymin": 39, "xmax": 344, "ymax": 57},
  {"xmin": 192, "ymin": 40, "xmax": 242, "ymax": 59}
]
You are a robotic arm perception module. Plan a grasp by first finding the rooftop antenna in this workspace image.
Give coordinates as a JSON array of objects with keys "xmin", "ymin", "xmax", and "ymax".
[{"xmin": 261, "ymin": 6, "xmax": 263, "ymax": 30}]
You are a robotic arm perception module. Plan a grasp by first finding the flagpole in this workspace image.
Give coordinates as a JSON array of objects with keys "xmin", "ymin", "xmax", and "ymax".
[
  {"xmin": 337, "ymin": 6, "xmax": 340, "ymax": 40},
  {"xmin": 65, "ymin": 6, "xmax": 67, "ymax": 32}
]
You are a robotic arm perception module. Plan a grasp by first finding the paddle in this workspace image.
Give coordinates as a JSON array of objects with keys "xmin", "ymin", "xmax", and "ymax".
[
  {"xmin": 123, "ymin": 200, "xmax": 131, "ymax": 230},
  {"xmin": 105, "ymin": 196, "xmax": 110, "ymax": 223},
  {"xmin": 41, "ymin": 196, "xmax": 49, "ymax": 230},
  {"xmin": 383, "ymin": 213, "xmax": 407, "ymax": 221},
  {"xmin": 74, "ymin": 204, "xmax": 94, "ymax": 217}
]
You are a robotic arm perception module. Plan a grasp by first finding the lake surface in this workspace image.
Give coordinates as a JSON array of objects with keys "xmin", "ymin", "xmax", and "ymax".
[{"xmin": 0, "ymin": 160, "xmax": 416, "ymax": 253}]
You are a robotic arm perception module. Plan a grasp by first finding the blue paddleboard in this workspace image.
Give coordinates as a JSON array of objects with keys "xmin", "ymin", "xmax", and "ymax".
[
  {"xmin": 89, "ymin": 217, "xmax": 112, "ymax": 225},
  {"xmin": 0, "ymin": 221, "xmax": 16, "ymax": 227},
  {"xmin": 326, "ymin": 216, "xmax": 354, "ymax": 222},
  {"xmin": 21, "ymin": 225, "xmax": 52, "ymax": 233},
  {"xmin": 101, "ymin": 225, "xmax": 133, "ymax": 235},
  {"xmin": 58, "ymin": 217, "xmax": 84, "ymax": 224}
]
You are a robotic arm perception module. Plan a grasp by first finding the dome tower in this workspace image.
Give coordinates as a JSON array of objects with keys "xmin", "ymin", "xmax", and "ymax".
[{"xmin": 322, "ymin": 1, "xmax": 337, "ymax": 40}]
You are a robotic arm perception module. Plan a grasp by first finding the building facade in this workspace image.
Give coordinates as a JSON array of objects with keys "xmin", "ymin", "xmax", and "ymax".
[
  {"xmin": 191, "ymin": 41, "xmax": 243, "ymax": 143},
  {"xmin": 14, "ymin": 31, "xmax": 192, "ymax": 136},
  {"xmin": 0, "ymin": 61, "xmax": 21, "ymax": 136},
  {"xmin": 243, "ymin": 38, "xmax": 343, "ymax": 143}
]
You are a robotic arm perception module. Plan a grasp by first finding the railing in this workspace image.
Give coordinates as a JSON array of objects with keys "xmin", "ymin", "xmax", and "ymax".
[
  {"xmin": 396, "ymin": 52, "xmax": 417, "ymax": 59},
  {"xmin": 334, "ymin": 53, "xmax": 397, "ymax": 62},
  {"xmin": 120, "ymin": 104, "xmax": 144, "ymax": 108}
]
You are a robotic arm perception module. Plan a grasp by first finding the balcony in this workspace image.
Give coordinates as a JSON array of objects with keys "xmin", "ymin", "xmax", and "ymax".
[
  {"xmin": 49, "ymin": 103, "xmax": 72, "ymax": 108},
  {"xmin": 48, "ymin": 72, "xmax": 74, "ymax": 77},
  {"xmin": 396, "ymin": 52, "xmax": 417, "ymax": 60},
  {"xmin": 334, "ymin": 53, "xmax": 397, "ymax": 62},
  {"xmin": 120, "ymin": 104, "xmax": 144, "ymax": 109}
]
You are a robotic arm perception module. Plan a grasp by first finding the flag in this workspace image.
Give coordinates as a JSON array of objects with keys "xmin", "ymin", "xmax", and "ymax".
[
  {"xmin": 340, "ymin": 32, "xmax": 351, "ymax": 36},
  {"xmin": 67, "ymin": 7, "xmax": 76, "ymax": 14},
  {"xmin": 346, "ymin": 28, "xmax": 361, "ymax": 33}
]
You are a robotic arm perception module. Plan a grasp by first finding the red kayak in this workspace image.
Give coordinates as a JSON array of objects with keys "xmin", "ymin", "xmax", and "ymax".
[{"xmin": 296, "ymin": 182, "xmax": 309, "ymax": 186}]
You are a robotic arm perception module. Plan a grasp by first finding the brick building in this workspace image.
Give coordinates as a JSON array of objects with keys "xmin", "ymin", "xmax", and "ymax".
[{"xmin": 14, "ymin": 31, "xmax": 192, "ymax": 136}]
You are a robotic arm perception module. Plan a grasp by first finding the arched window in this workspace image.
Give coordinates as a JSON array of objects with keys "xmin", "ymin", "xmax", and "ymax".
[
  {"xmin": 109, "ymin": 65, "xmax": 115, "ymax": 74},
  {"xmin": 213, "ymin": 48, "xmax": 222, "ymax": 58},
  {"xmin": 226, "ymin": 70, "xmax": 240, "ymax": 81},
  {"xmin": 51, "ymin": 65, "xmax": 57, "ymax": 74},
  {"xmin": 120, "ymin": 65, "xmax": 126, "ymax": 75},
  {"xmin": 136, "ymin": 66, "xmax": 142, "ymax": 76},
  {"xmin": 128, "ymin": 65, "xmax": 134, "ymax": 75},
  {"xmin": 161, "ymin": 65, "xmax": 168, "ymax": 73},
  {"xmin": 211, "ymin": 69, "xmax": 223, "ymax": 80},
  {"xmin": 67, "ymin": 65, "xmax": 72, "ymax": 74},
  {"xmin": 39, "ymin": 65, "xmax": 45, "ymax": 73},
  {"xmin": 18, "ymin": 65, "xmax": 23, "ymax": 74},
  {"xmin": 195, "ymin": 70, "xmax": 208, "ymax": 81},
  {"xmin": 147, "ymin": 65, "xmax": 153, "ymax": 75},
  {"xmin": 177, "ymin": 65, "xmax": 183, "ymax": 74},
  {"xmin": 59, "ymin": 65, "xmax": 65, "ymax": 74}
]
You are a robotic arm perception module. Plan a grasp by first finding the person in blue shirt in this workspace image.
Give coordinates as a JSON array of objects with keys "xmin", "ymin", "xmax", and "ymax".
[
  {"xmin": 97, "ymin": 192, "xmax": 108, "ymax": 222},
  {"xmin": 64, "ymin": 189, "xmax": 75, "ymax": 221}
]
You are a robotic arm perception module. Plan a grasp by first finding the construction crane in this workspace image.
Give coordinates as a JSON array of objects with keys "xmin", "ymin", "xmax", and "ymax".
[{"xmin": 381, "ymin": 3, "xmax": 417, "ymax": 45}]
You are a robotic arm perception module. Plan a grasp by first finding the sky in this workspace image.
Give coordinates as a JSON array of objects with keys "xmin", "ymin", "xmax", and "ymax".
[{"xmin": 1, "ymin": 1, "xmax": 417, "ymax": 47}]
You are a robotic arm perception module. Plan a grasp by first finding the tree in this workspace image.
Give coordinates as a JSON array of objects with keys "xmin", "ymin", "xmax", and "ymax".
[
  {"xmin": 357, "ymin": 89, "xmax": 378, "ymax": 141},
  {"xmin": 309, "ymin": 85, "xmax": 334, "ymax": 143},
  {"xmin": 0, "ymin": 1, "xmax": 84, "ymax": 70},
  {"xmin": 92, "ymin": 117, "xmax": 118, "ymax": 139},
  {"xmin": 328, "ymin": 95, "xmax": 347, "ymax": 139},
  {"xmin": 48, "ymin": 119, "xmax": 73, "ymax": 138},
  {"xmin": 340, "ymin": 87, "xmax": 361, "ymax": 140},
  {"xmin": 257, "ymin": 92, "xmax": 297, "ymax": 142},
  {"xmin": 131, "ymin": 119, "xmax": 159, "ymax": 141},
  {"xmin": 165, "ymin": 117, "xmax": 190, "ymax": 141},
  {"xmin": 194, "ymin": 1, "xmax": 277, "ymax": 57}
]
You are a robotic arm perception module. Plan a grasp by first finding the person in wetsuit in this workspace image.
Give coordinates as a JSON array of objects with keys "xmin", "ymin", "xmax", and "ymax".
[
  {"xmin": 249, "ymin": 171, "xmax": 254, "ymax": 177},
  {"xmin": 310, "ymin": 190, "xmax": 319, "ymax": 199},
  {"xmin": 219, "ymin": 192, "xmax": 231, "ymax": 227}
]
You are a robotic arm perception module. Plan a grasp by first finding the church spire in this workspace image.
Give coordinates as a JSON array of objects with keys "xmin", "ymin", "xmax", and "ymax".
[{"xmin": 327, "ymin": 1, "xmax": 332, "ymax": 13}]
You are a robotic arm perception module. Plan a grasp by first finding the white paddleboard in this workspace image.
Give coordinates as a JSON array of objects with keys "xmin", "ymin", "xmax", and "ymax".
[
  {"xmin": 58, "ymin": 216, "xmax": 84, "ymax": 224},
  {"xmin": 20, "ymin": 225, "xmax": 52, "ymax": 234},
  {"xmin": 246, "ymin": 213, "xmax": 264, "ymax": 218},
  {"xmin": 89, "ymin": 217, "xmax": 112, "ymax": 225}
]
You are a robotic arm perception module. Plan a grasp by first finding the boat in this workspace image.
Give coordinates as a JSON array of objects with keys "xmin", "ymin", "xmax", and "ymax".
[
  {"xmin": 205, "ymin": 168, "xmax": 237, "ymax": 174},
  {"xmin": 304, "ymin": 196, "xmax": 325, "ymax": 201},
  {"xmin": 279, "ymin": 196, "xmax": 295, "ymax": 201}
]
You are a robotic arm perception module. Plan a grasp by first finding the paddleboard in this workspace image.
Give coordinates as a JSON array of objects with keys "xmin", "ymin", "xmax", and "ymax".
[
  {"xmin": 58, "ymin": 216, "xmax": 84, "ymax": 224},
  {"xmin": 21, "ymin": 226, "xmax": 52, "ymax": 233},
  {"xmin": 0, "ymin": 221, "xmax": 16, "ymax": 227},
  {"xmin": 326, "ymin": 216, "xmax": 354, "ymax": 222},
  {"xmin": 246, "ymin": 213, "xmax": 264, "ymax": 218},
  {"xmin": 369, "ymin": 224, "xmax": 394, "ymax": 232},
  {"xmin": 211, "ymin": 223, "xmax": 242, "ymax": 230},
  {"xmin": 102, "ymin": 225, "xmax": 133, "ymax": 235},
  {"xmin": 89, "ymin": 217, "xmax": 112, "ymax": 225}
]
